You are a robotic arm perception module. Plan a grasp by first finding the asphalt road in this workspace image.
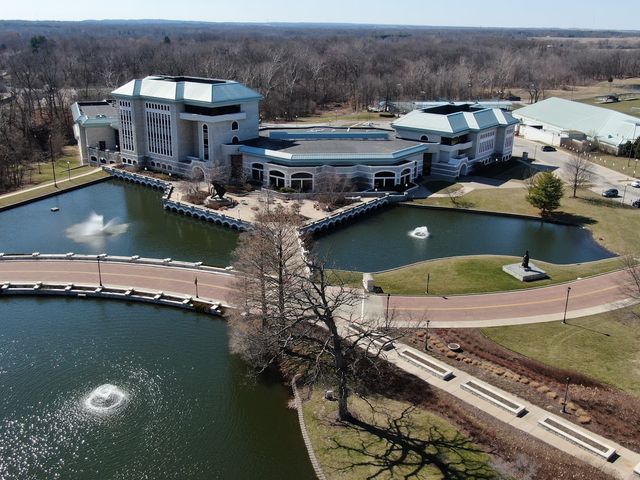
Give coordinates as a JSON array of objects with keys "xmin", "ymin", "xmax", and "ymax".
[{"xmin": 513, "ymin": 136, "xmax": 640, "ymax": 206}]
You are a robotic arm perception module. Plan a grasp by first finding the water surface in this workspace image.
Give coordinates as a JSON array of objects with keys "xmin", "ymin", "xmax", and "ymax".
[
  {"xmin": 0, "ymin": 297, "xmax": 314, "ymax": 479},
  {"xmin": 0, "ymin": 180, "xmax": 238, "ymax": 266},
  {"xmin": 314, "ymin": 206, "xmax": 613, "ymax": 271}
]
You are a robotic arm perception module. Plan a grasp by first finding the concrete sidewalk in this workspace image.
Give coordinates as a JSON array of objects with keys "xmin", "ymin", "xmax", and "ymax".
[{"xmin": 369, "ymin": 335, "xmax": 640, "ymax": 479}]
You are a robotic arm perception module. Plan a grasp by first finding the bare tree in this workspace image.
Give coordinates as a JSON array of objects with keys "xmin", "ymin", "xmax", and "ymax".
[
  {"xmin": 229, "ymin": 204, "xmax": 404, "ymax": 421},
  {"xmin": 314, "ymin": 169, "xmax": 353, "ymax": 211},
  {"xmin": 565, "ymin": 153, "xmax": 595, "ymax": 197}
]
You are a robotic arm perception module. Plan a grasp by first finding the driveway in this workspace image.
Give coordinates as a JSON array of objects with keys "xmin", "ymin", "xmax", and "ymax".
[{"xmin": 513, "ymin": 137, "xmax": 640, "ymax": 205}]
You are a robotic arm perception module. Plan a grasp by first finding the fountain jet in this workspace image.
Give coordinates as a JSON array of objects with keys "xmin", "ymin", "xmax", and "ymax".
[{"xmin": 408, "ymin": 226, "xmax": 430, "ymax": 239}]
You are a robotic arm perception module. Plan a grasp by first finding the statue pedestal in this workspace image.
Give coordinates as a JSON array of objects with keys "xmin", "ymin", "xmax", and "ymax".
[{"xmin": 502, "ymin": 263, "xmax": 548, "ymax": 282}]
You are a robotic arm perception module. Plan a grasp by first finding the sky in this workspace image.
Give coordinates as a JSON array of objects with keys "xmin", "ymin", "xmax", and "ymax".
[{"xmin": 3, "ymin": 0, "xmax": 640, "ymax": 31}]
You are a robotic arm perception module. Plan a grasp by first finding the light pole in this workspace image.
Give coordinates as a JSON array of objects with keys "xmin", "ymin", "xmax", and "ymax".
[
  {"xmin": 195, "ymin": 276, "xmax": 199, "ymax": 298},
  {"xmin": 424, "ymin": 319, "xmax": 431, "ymax": 351},
  {"xmin": 561, "ymin": 377, "xmax": 571, "ymax": 413},
  {"xmin": 66, "ymin": 161, "xmax": 71, "ymax": 181},
  {"xmin": 49, "ymin": 133, "xmax": 58, "ymax": 188},
  {"xmin": 97, "ymin": 254, "xmax": 105, "ymax": 287},
  {"xmin": 385, "ymin": 293, "xmax": 391, "ymax": 322},
  {"xmin": 627, "ymin": 122, "xmax": 638, "ymax": 167},
  {"xmin": 562, "ymin": 286, "xmax": 572, "ymax": 324},
  {"xmin": 426, "ymin": 272, "xmax": 430, "ymax": 294}
]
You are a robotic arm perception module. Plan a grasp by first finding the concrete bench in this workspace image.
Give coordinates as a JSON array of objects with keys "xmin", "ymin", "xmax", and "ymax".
[
  {"xmin": 461, "ymin": 380, "xmax": 527, "ymax": 417},
  {"xmin": 398, "ymin": 348, "xmax": 454, "ymax": 380},
  {"xmin": 346, "ymin": 325, "xmax": 395, "ymax": 352},
  {"xmin": 538, "ymin": 416, "xmax": 616, "ymax": 460}
]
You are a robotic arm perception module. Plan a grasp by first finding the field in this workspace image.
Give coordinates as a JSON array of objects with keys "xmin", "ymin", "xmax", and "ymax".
[{"xmin": 303, "ymin": 391, "xmax": 497, "ymax": 480}]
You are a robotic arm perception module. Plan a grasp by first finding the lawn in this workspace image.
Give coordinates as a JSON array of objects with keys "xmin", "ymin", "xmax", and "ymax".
[
  {"xmin": 415, "ymin": 186, "xmax": 640, "ymax": 255},
  {"xmin": 0, "ymin": 170, "xmax": 109, "ymax": 209},
  {"xmin": 584, "ymin": 152, "xmax": 640, "ymax": 179},
  {"xmin": 373, "ymin": 255, "xmax": 621, "ymax": 296},
  {"xmin": 482, "ymin": 305, "xmax": 640, "ymax": 394},
  {"xmin": 296, "ymin": 111, "xmax": 382, "ymax": 124},
  {"xmin": 24, "ymin": 146, "xmax": 89, "ymax": 185},
  {"xmin": 303, "ymin": 390, "xmax": 498, "ymax": 480},
  {"xmin": 577, "ymin": 97, "xmax": 640, "ymax": 118}
]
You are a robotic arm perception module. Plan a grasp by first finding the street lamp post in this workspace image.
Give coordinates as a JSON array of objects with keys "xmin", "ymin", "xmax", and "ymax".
[
  {"xmin": 66, "ymin": 161, "xmax": 71, "ymax": 181},
  {"xmin": 195, "ymin": 276, "xmax": 199, "ymax": 298},
  {"xmin": 627, "ymin": 122, "xmax": 639, "ymax": 167},
  {"xmin": 562, "ymin": 377, "xmax": 571, "ymax": 413},
  {"xmin": 49, "ymin": 133, "xmax": 58, "ymax": 188},
  {"xmin": 97, "ymin": 254, "xmax": 104, "ymax": 287},
  {"xmin": 385, "ymin": 293, "xmax": 391, "ymax": 322},
  {"xmin": 562, "ymin": 286, "xmax": 572, "ymax": 324},
  {"xmin": 424, "ymin": 319, "xmax": 431, "ymax": 351}
]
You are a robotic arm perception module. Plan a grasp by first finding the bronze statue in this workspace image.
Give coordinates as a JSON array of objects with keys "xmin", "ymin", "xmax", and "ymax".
[{"xmin": 522, "ymin": 250, "xmax": 530, "ymax": 270}]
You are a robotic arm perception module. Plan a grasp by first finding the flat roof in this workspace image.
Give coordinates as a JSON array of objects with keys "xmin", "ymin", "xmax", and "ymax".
[
  {"xmin": 76, "ymin": 101, "xmax": 117, "ymax": 118},
  {"xmin": 243, "ymin": 128, "xmax": 423, "ymax": 155}
]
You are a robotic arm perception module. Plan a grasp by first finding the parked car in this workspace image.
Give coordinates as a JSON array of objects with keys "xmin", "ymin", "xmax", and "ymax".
[
  {"xmin": 602, "ymin": 188, "xmax": 619, "ymax": 198},
  {"xmin": 541, "ymin": 145, "xmax": 556, "ymax": 152},
  {"xmin": 632, "ymin": 199, "xmax": 640, "ymax": 208},
  {"xmin": 630, "ymin": 180, "xmax": 640, "ymax": 188}
]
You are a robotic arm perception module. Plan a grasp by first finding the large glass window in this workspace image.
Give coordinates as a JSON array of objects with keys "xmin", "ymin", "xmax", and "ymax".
[
  {"xmin": 269, "ymin": 170, "xmax": 285, "ymax": 188},
  {"xmin": 251, "ymin": 163, "xmax": 264, "ymax": 182},
  {"xmin": 400, "ymin": 168, "xmax": 411, "ymax": 186},
  {"xmin": 373, "ymin": 171, "xmax": 396, "ymax": 190},
  {"xmin": 203, "ymin": 124, "xmax": 209, "ymax": 161},
  {"xmin": 290, "ymin": 172, "xmax": 313, "ymax": 192}
]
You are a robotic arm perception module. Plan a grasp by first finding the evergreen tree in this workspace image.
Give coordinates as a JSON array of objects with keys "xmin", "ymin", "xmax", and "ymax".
[{"xmin": 526, "ymin": 171, "xmax": 564, "ymax": 216}]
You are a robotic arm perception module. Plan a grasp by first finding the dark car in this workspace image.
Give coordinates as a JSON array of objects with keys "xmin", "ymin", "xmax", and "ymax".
[
  {"xmin": 541, "ymin": 145, "xmax": 556, "ymax": 152},
  {"xmin": 632, "ymin": 199, "xmax": 640, "ymax": 208},
  {"xmin": 602, "ymin": 188, "xmax": 619, "ymax": 198}
]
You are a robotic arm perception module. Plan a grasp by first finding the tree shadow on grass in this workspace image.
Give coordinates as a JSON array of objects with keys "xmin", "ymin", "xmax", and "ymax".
[
  {"xmin": 546, "ymin": 210, "xmax": 597, "ymax": 226},
  {"xmin": 327, "ymin": 404, "xmax": 497, "ymax": 480}
]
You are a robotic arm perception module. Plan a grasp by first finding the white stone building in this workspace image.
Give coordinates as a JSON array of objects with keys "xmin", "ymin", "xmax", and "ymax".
[
  {"xmin": 72, "ymin": 76, "xmax": 518, "ymax": 189},
  {"xmin": 392, "ymin": 103, "xmax": 518, "ymax": 179}
]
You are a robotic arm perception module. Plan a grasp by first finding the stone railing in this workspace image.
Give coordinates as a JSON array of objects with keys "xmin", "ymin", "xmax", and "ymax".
[
  {"xmin": 103, "ymin": 167, "xmax": 251, "ymax": 231},
  {"xmin": 0, "ymin": 252, "xmax": 234, "ymax": 274},
  {"xmin": 301, "ymin": 196, "xmax": 389, "ymax": 234},
  {"xmin": 0, "ymin": 281, "xmax": 223, "ymax": 316},
  {"xmin": 291, "ymin": 375, "xmax": 327, "ymax": 480}
]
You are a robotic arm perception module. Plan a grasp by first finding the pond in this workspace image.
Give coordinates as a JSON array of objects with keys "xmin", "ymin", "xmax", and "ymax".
[
  {"xmin": 0, "ymin": 297, "xmax": 315, "ymax": 479},
  {"xmin": 313, "ymin": 205, "xmax": 614, "ymax": 272},
  {"xmin": 0, "ymin": 179, "xmax": 239, "ymax": 266}
]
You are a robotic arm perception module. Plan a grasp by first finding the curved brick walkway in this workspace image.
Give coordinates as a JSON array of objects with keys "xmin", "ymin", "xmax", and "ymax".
[{"xmin": 0, "ymin": 259, "xmax": 635, "ymax": 327}]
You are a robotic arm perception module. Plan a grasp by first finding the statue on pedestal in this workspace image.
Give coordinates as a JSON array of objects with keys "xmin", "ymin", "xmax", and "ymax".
[{"xmin": 521, "ymin": 250, "xmax": 530, "ymax": 270}]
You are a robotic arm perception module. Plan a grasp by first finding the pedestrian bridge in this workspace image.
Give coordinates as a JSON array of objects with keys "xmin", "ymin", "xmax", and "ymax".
[{"xmin": 0, "ymin": 253, "xmax": 235, "ymax": 315}]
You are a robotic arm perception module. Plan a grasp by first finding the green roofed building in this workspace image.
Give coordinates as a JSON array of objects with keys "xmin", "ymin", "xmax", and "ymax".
[{"xmin": 513, "ymin": 97, "xmax": 640, "ymax": 155}]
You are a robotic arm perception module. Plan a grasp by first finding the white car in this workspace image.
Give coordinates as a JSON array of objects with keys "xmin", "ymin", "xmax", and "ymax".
[{"xmin": 631, "ymin": 180, "xmax": 640, "ymax": 188}]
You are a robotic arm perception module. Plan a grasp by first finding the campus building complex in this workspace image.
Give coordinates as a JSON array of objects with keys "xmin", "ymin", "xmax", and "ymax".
[
  {"xmin": 72, "ymin": 75, "xmax": 518, "ymax": 189},
  {"xmin": 514, "ymin": 97, "xmax": 640, "ymax": 155}
]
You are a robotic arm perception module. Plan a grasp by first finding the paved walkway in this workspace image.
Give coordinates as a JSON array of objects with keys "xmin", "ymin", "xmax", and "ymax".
[
  {"xmin": 0, "ymin": 259, "xmax": 634, "ymax": 328},
  {"xmin": 376, "ymin": 340, "xmax": 640, "ymax": 479}
]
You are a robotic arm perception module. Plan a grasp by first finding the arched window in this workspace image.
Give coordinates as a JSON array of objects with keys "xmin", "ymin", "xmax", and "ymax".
[
  {"xmin": 251, "ymin": 163, "xmax": 264, "ymax": 182},
  {"xmin": 290, "ymin": 172, "xmax": 313, "ymax": 192},
  {"xmin": 269, "ymin": 170, "xmax": 285, "ymax": 189},
  {"xmin": 100, "ymin": 157, "xmax": 107, "ymax": 164},
  {"xmin": 420, "ymin": 135, "xmax": 428, "ymax": 142},
  {"xmin": 231, "ymin": 121, "xmax": 239, "ymax": 131},
  {"xmin": 373, "ymin": 171, "xmax": 396, "ymax": 190},
  {"xmin": 400, "ymin": 168, "xmax": 411, "ymax": 186},
  {"xmin": 90, "ymin": 155, "xmax": 97, "ymax": 163},
  {"xmin": 150, "ymin": 161, "xmax": 156, "ymax": 167},
  {"xmin": 231, "ymin": 136, "xmax": 239, "ymax": 145},
  {"xmin": 202, "ymin": 124, "xmax": 209, "ymax": 161}
]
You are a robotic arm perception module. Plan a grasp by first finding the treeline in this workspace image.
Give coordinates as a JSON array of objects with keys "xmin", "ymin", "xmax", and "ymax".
[{"xmin": 0, "ymin": 22, "xmax": 639, "ymax": 192}]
